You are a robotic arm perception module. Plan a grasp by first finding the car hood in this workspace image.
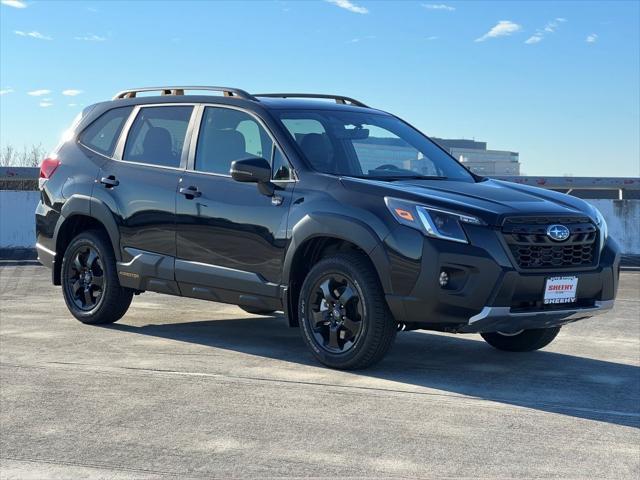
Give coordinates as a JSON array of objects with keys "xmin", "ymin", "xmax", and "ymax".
[{"xmin": 340, "ymin": 177, "xmax": 595, "ymax": 226}]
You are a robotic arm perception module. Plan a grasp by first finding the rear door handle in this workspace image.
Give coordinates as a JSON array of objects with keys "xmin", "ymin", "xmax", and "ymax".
[
  {"xmin": 100, "ymin": 175, "xmax": 119, "ymax": 188},
  {"xmin": 179, "ymin": 186, "xmax": 202, "ymax": 198}
]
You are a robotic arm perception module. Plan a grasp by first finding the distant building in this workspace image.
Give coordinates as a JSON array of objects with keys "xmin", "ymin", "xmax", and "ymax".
[{"xmin": 432, "ymin": 138, "xmax": 521, "ymax": 176}]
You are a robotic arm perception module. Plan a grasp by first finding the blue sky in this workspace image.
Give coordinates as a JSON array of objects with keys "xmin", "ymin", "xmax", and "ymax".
[{"xmin": 1, "ymin": 0, "xmax": 638, "ymax": 176}]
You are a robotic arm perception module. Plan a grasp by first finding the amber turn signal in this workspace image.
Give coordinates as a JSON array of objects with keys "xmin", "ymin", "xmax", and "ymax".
[{"xmin": 394, "ymin": 208, "xmax": 414, "ymax": 222}]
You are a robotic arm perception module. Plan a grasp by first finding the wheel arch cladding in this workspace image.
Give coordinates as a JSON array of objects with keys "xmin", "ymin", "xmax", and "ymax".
[
  {"xmin": 53, "ymin": 195, "xmax": 121, "ymax": 284},
  {"xmin": 282, "ymin": 213, "xmax": 392, "ymax": 327}
]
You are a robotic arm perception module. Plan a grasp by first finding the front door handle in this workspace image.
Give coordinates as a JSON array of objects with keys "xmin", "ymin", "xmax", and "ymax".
[
  {"xmin": 179, "ymin": 186, "xmax": 202, "ymax": 199},
  {"xmin": 100, "ymin": 175, "xmax": 119, "ymax": 188}
]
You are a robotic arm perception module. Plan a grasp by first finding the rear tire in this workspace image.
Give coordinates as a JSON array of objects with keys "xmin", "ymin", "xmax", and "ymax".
[
  {"xmin": 298, "ymin": 252, "xmax": 397, "ymax": 370},
  {"xmin": 239, "ymin": 306, "xmax": 277, "ymax": 315},
  {"xmin": 481, "ymin": 326, "xmax": 561, "ymax": 352},
  {"xmin": 61, "ymin": 230, "xmax": 133, "ymax": 325}
]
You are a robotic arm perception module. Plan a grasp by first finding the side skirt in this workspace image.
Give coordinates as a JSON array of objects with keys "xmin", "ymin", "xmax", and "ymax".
[{"xmin": 116, "ymin": 248, "xmax": 282, "ymax": 310}]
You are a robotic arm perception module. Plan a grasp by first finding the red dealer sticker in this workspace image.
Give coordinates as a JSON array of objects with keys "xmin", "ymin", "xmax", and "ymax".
[{"xmin": 543, "ymin": 276, "xmax": 578, "ymax": 305}]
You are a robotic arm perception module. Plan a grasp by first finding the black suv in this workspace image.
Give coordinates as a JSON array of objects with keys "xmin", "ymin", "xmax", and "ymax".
[{"xmin": 35, "ymin": 86, "xmax": 620, "ymax": 369}]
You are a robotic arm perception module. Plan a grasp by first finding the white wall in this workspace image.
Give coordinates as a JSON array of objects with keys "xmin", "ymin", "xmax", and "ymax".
[
  {"xmin": 0, "ymin": 191, "xmax": 639, "ymax": 254},
  {"xmin": 586, "ymin": 199, "xmax": 640, "ymax": 255},
  {"xmin": 0, "ymin": 191, "xmax": 40, "ymax": 248}
]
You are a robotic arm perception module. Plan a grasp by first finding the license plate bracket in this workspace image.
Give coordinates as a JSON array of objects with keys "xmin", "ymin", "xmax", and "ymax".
[{"xmin": 543, "ymin": 276, "xmax": 578, "ymax": 305}]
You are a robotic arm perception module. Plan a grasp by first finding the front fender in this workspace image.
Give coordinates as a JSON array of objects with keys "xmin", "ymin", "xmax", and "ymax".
[{"xmin": 283, "ymin": 212, "xmax": 392, "ymax": 294}]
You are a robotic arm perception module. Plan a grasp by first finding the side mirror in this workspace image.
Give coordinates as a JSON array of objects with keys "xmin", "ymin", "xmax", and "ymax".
[
  {"xmin": 230, "ymin": 157, "xmax": 275, "ymax": 196},
  {"xmin": 230, "ymin": 157, "xmax": 271, "ymax": 184}
]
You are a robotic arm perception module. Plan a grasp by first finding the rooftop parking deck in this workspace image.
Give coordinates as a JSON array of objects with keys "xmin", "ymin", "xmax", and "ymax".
[{"xmin": 1, "ymin": 264, "xmax": 638, "ymax": 478}]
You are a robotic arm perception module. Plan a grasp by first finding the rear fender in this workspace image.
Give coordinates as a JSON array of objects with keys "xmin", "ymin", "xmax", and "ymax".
[{"xmin": 55, "ymin": 195, "xmax": 121, "ymax": 261}]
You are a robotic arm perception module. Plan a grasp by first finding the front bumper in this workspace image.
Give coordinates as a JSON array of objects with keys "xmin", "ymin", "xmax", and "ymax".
[{"xmin": 383, "ymin": 225, "xmax": 621, "ymax": 333}]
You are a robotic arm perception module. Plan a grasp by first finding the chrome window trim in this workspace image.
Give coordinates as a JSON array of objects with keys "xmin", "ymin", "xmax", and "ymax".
[{"xmin": 187, "ymin": 102, "xmax": 296, "ymax": 182}]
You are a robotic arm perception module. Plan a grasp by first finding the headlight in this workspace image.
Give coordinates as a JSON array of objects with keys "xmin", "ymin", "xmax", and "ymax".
[
  {"xmin": 589, "ymin": 204, "xmax": 608, "ymax": 251},
  {"xmin": 384, "ymin": 197, "xmax": 484, "ymax": 244}
]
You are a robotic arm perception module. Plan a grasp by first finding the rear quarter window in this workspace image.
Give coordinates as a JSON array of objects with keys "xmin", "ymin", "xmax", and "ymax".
[{"xmin": 78, "ymin": 106, "xmax": 133, "ymax": 157}]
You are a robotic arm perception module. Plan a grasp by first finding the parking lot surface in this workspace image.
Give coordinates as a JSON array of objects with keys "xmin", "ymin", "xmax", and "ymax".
[{"xmin": 1, "ymin": 264, "xmax": 639, "ymax": 479}]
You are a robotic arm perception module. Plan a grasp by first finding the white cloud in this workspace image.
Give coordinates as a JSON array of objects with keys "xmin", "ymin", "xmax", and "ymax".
[
  {"xmin": 0, "ymin": 88, "xmax": 14, "ymax": 95},
  {"xmin": 525, "ymin": 18, "xmax": 567, "ymax": 45},
  {"xmin": 586, "ymin": 33, "xmax": 598, "ymax": 43},
  {"xmin": 62, "ymin": 89, "xmax": 82, "ymax": 96},
  {"xmin": 27, "ymin": 89, "xmax": 51, "ymax": 96},
  {"xmin": 14, "ymin": 30, "xmax": 52, "ymax": 40},
  {"xmin": 475, "ymin": 20, "xmax": 522, "ymax": 42},
  {"xmin": 348, "ymin": 34, "xmax": 375, "ymax": 43},
  {"xmin": 1, "ymin": 0, "xmax": 27, "ymax": 8},
  {"xmin": 422, "ymin": 4, "xmax": 455, "ymax": 11},
  {"xmin": 74, "ymin": 34, "xmax": 106, "ymax": 42},
  {"xmin": 543, "ymin": 17, "xmax": 566, "ymax": 34},
  {"xmin": 525, "ymin": 34, "xmax": 543, "ymax": 44},
  {"xmin": 68, "ymin": 103, "xmax": 77, "ymax": 107},
  {"xmin": 326, "ymin": 0, "xmax": 368, "ymax": 14},
  {"xmin": 39, "ymin": 101, "xmax": 53, "ymax": 107}
]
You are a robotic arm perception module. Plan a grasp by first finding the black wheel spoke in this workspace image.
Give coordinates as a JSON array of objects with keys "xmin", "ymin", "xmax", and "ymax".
[
  {"xmin": 86, "ymin": 249, "xmax": 98, "ymax": 270},
  {"xmin": 328, "ymin": 325, "xmax": 340, "ymax": 349},
  {"xmin": 72, "ymin": 279, "xmax": 82, "ymax": 296},
  {"xmin": 311, "ymin": 310, "xmax": 327, "ymax": 329},
  {"xmin": 319, "ymin": 279, "xmax": 335, "ymax": 301},
  {"xmin": 73, "ymin": 253, "xmax": 83, "ymax": 272},
  {"xmin": 83, "ymin": 286, "xmax": 93, "ymax": 306},
  {"xmin": 338, "ymin": 285, "xmax": 356, "ymax": 305},
  {"xmin": 342, "ymin": 316, "xmax": 361, "ymax": 337},
  {"xmin": 92, "ymin": 274, "xmax": 104, "ymax": 289}
]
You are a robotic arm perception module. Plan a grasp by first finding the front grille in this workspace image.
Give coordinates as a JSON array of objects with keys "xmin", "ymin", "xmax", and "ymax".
[{"xmin": 502, "ymin": 216, "xmax": 598, "ymax": 269}]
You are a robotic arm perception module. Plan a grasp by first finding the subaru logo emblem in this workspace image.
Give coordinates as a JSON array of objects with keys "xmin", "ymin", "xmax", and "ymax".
[{"xmin": 547, "ymin": 224, "xmax": 570, "ymax": 242}]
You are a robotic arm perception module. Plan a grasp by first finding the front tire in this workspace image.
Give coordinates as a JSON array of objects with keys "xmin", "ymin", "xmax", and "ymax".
[
  {"xmin": 61, "ymin": 230, "xmax": 133, "ymax": 325},
  {"xmin": 481, "ymin": 326, "xmax": 561, "ymax": 352},
  {"xmin": 298, "ymin": 252, "xmax": 396, "ymax": 370}
]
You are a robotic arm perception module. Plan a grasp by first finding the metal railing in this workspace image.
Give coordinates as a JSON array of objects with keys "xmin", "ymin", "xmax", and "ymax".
[
  {"xmin": 1, "ymin": 167, "xmax": 639, "ymax": 198},
  {"xmin": 492, "ymin": 176, "xmax": 640, "ymax": 200},
  {"xmin": 0, "ymin": 166, "xmax": 39, "ymax": 180}
]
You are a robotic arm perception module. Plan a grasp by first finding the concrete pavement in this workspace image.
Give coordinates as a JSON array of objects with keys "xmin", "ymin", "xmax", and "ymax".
[{"xmin": 1, "ymin": 265, "xmax": 639, "ymax": 479}]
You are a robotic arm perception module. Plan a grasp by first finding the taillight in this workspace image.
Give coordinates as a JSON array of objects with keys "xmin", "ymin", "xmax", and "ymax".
[{"xmin": 40, "ymin": 158, "xmax": 61, "ymax": 179}]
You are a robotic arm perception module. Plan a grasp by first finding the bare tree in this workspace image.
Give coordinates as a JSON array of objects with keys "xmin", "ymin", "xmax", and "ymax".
[{"xmin": 0, "ymin": 144, "xmax": 46, "ymax": 167}]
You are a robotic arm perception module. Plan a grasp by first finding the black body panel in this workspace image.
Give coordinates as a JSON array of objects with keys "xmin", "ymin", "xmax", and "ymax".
[
  {"xmin": 94, "ymin": 159, "xmax": 180, "ymax": 260},
  {"xmin": 175, "ymin": 172, "xmax": 293, "ymax": 285}
]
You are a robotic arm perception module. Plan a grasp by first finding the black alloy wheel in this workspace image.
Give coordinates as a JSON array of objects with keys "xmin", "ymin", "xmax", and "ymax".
[
  {"xmin": 61, "ymin": 230, "xmax": 133, "ymax": 324},
  {"xmin": 299, "ymin": 252, "xmax": 397, "ymax": 370},
  {"xmin": 308, "ymin": 273, "xmax": 364, "ymax": 354},
  {"xmin": 64, "ymin": 245, "xmax": 105, "ymax": 311}
]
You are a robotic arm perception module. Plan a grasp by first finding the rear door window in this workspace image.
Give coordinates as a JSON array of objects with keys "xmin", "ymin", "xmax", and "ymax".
[
  {"xmin": 79, "ymin": 106, "xmax": 133, "ymax": 156},
  {"xmin": 123, "ymin": 106, "xmax": 193, "ymax": 168}
]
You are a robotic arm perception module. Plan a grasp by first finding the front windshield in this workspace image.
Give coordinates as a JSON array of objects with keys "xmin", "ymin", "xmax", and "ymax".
[{"xmin": 278, "ymin": 109, "xmax": 474, "ymax": 181}]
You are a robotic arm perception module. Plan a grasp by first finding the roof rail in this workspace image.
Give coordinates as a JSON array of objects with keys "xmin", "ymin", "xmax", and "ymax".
[
  {"xmin": 254, "ymin": 93, "xmax": 369, "ymax": 108},
  {"xmin": 112, "ymin": 86, "xmax": 256, "ymax": 101}
]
